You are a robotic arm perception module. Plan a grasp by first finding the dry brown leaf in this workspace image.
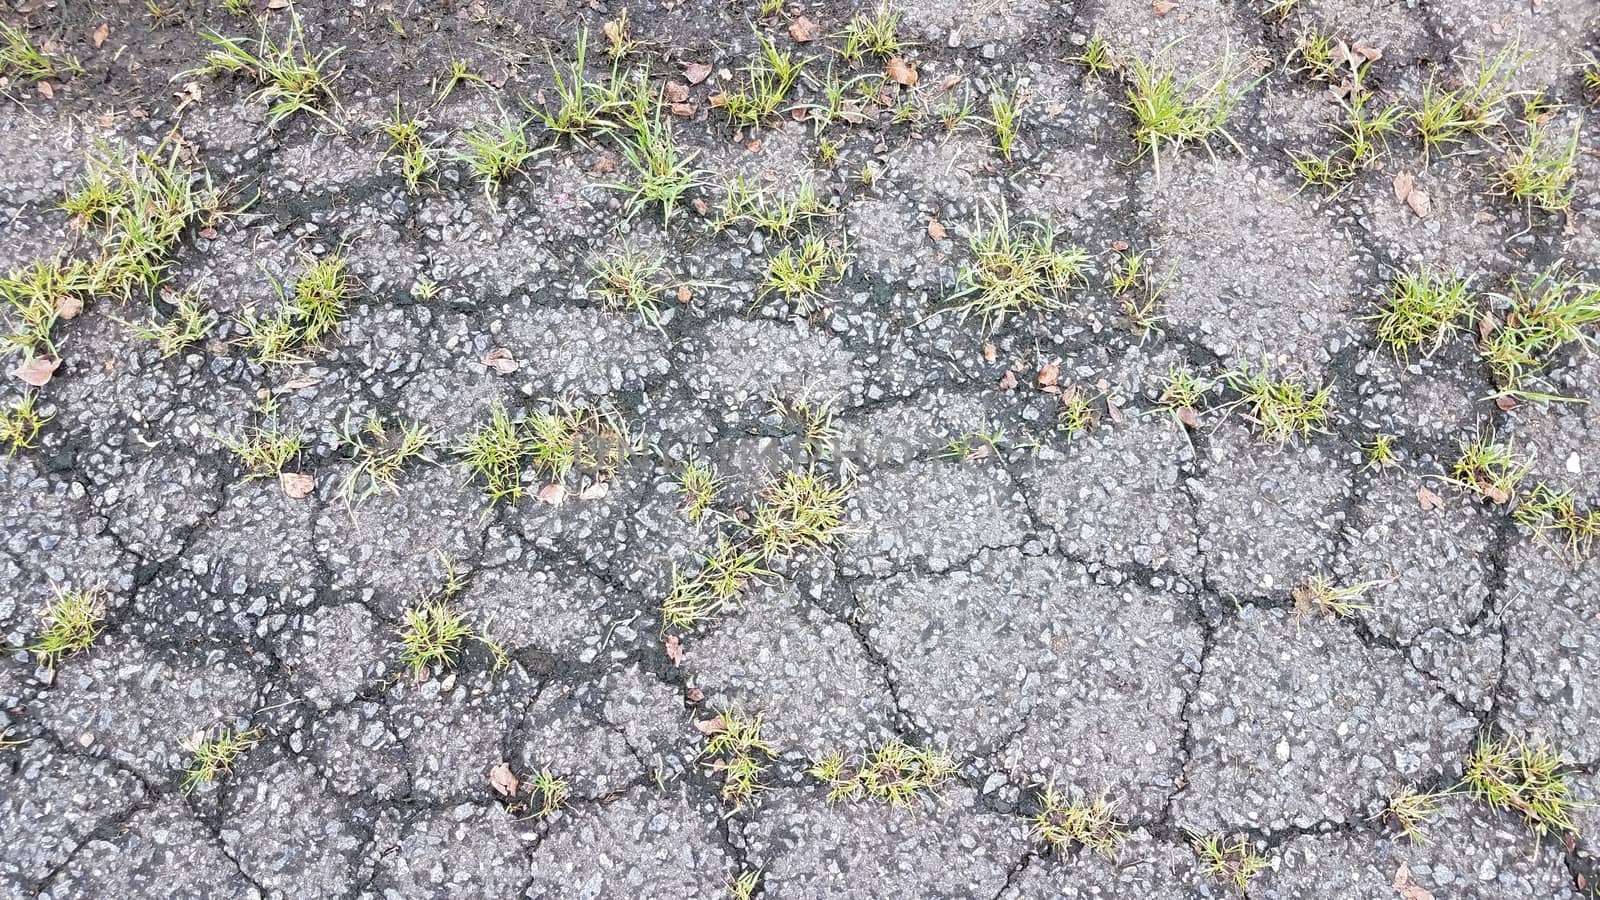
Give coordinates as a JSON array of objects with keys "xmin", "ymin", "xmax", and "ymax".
[
  {"xmin": 1177, "ymin": 406, "xmax": 1199, "ymax": 429},
  {"xmin": 37, "ymin": 81, "xmax": 53, "ymax": 99},
  {"xmin": 1392, "ymin": 171, "xmax": 1414, "ymax": 202},
  {"xmin": 1105, "ymin": 400, "xmax": 1125, "ymax": 424},
  {"xmin": 537, "ymin": 483, "xmax": 567, "ymax": 506},
  {"xmin": 998, "ymin": 369, "xmax": 1018, "ymax": 390},
  {"xmin": 601, "ymin": 18, "xmax": 624, "ymax": 46},
  {"xmin": 745, "ymin": 138, "xmax": 763, "ymax": 153},
  {"xmin": 1405, "ymin": 188, "xmax": 1431, "ymax": 218},
  {"xmin": 1494, "ymin": 394, "xmax": 1520, "ymax": 411},
  {"xmin": 1392, "ymin": 864, "xmax": 1435, "ymax": 900},
  {"xmin": 91, "ymin": 23, "xmax": 110, "ymax": 48},
  {"xmin": 685, "ymin": 686, "xmax": 705, "ymax": 703},
  {"xmin": 266, "ymin": 0, "xmax": 289, "ymax": 9},
  {"xmin": 591, "ymin": 155, "xmax": 617, "ymax": 176},
  {"xmin": 693, "ymin": 717, "xmax": 726, "ymax": 735},
  {"xmin": 677, "ymin": 285, "xmax": 693, "ymax": 304},
  {"xmin": 1417, "ymin": 484, "xmax": 1445, "ymax": 511},
  {"xmin": 789, "ymin": 15, "xmax": 821, "ymax": 42},
  {"xmin": 1483, "ymin": 483, "xmax": 1510, "ymax": 504},
  {"xmin": 670, "ymin": 102, "xmax": 696, "ymax": 117},
  {"xmin": 1153, "ymin": 0, "xmax": 1177, "ymax": 14},
  {"xmin": 1353, "ymin": 45, "xmax": 1383, "ymax": 62},
  {"xmin": 927, "ymin": 218, "xmax": 947, "ymax": 241},
  {"xmin": 280, "ymin": 472, "xmax": 315, "ymax": 499},
  {"xmin": 683, "ymin": 62, "xmax": 712, "ymax": 85},
  {"xmin": 13, "ymin": 356, "xmax": 59, "ymax": 387},
  {"xmin": 282, "ymin": 375, "xmax": 321, "ymax": 390},
  {"xmin": 664, "ymin": 81, "xmax": 689, "ymax": 104},
  {"xmin": 692, "ymin": 197, "xmax": 710, "ymax": 216},
  {"xmin": 578, "ymin": 481, "xmax": 609, "ymax": 501},
  {"xmin": 482, "ymin": 347, "xmax": 519, "ymax": 374},
  {"xmin": 886, "ymin": 56, "xmax": 918, "ymax": 86},
  {"xmin": 664, "ymin": 634, "xmax": 685, "ymax": 666},
  {"xmin": 55, "ymin": 294, "xmax": 83, "ymax": 320},
  {"xmin": 489, "ymin": 762, "xmax": 520, "ymax": 797},
  {"xmin": 1038, "ymin": 363, "xmax": 1060, "ymax": 387},
  {"xmin": 982, "ymin": 342, "xmax": 998, "ymax": 363}
]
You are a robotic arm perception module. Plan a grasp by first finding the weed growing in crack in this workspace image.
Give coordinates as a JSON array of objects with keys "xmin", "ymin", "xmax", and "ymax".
[
  {"xmin": 191, "ymin": 7, "xmax": 343, "ymax": 125},
  {"xmin": 0, "ymin": 727, "xmax": 25, "ymax": 750},
  {"xmin": 534, "ymin": 28, "xmax": 613, "ymax": 141},
  {"xmin": 434, "ymin": 58, "xmax": 489, "ymax": 103},
  {"xmin": 182, "ymin": 727, "xmax": 261, "ymax": 792},
  {"xmin": 837, "ymin": 2, "xmax": 903, "ymax": 63},
  {"xmin": 716, "ymin": 177, "xmax": 836, "ymax": 238},
  {"xmin": 397, "ymin": 594, "xmax": 506, "ymax": 682},
  {"xmin": 1379, "ymin": 784, "xmax": 1450, "ymax": 843},
  {"xmin": 810, "ymin": 739, "xmax": 956, "ymax": 807},
  {"xmin": 1496, "ymin": 119, "xmax": 1581, "ymax": 212},
  {"xmin": 1224, "ymin": 363, "xmax": 1331, "ymax": 445},
  {"xmin": 602, "ymin": 9, "xmax": 638, "ymax": 60},
  {"xmin": 1368, "ymin": 268, "xmax": 1474, "ymax": 359},
  {"xmin": 1057, "ymin": 386, "xmax": 1099, "ymax": 439},
  {"xmin": 1288, "ymin": 25, "xmax": 1342, "ymax": 83},
  {"xmin": 1463, "ymin": 735, "xmax": 1579, "ymax": 842},
  {"xmin": 337, "ymin": 414, "xmax": 434, "ymax": 506},
  {"xmin": 607, "ymin": 89, "xmax": 701, "ymax": 224},
  {"xmin": 288, "ymin": 253, "xmax": 355, "ymax": 342},
  {"xmin": 1363, "ymin": 433, "xmax": 1398, "ymax": 471},
  {"xmin": 982, "ymin": 81, "xmax": 1025, "ymax": 160},
  {"xmin": 1, "ymin": 259, "xmax": 90, "ymax": 361},
  {"xmin": 27, "ymin": 586, "xmax": 107, "ymax": 669},
  {"xmin": 1158, "ymin": 367, "xmax": 1210, "ymax": 423},
  {"xmin": 701, "ymin": 709, "xmax": 777, "ymax": 812},
  {"xmin": 220, "ymin": 411, "xmax": 304, "ymax": 479},
  {"xmin": 1072, "ymin": 33, "xmax": 1117, "ymax": 77},
  {"xmin": 1291, "ymin": 574, "xmax": 1374, "ymax": 620},
  {"xmin": 1514, "ymin": 482, "xmax": 1599, "ymax": 561},
  {"xmin": 0, "ymin": 393, "xmax": 50, "ymax": 455},
  {"xmin": 382, "ymin": 104, "xmax": 437, "ymax": 193},
  {"xmin": 716, "ymin": 33, "xmax": 808, "ymax": 129},
  {"xmin": 1108, "ymin": 248, "xmax": 1166, "ymax": 337},
  {"xmin": 588, "ymin": 248, "xmax": 673, "ymax": 326},
  {"xmin": 751, "ymin": 468, "xmax": 849, "ymax": 560},
  {"xmin": 728, "ymin": 869, "xmax": 761, "ymax": 900},
  {"xmin": 458, "ymin": 402, "xmax": 530, "ymax": 504},
  {"xmin": 1584, "ymin": 55, "xmax": 1600, "ymax": 104},
  {"xmin": 1030, "ymin": 782, "xmax": 1126, "ymax": 857},
  {"xmin": 525, "ymin": 768, "xmax": 571, "ymax": 817},
  {"xmin": 943, "ymin": 428, "xmax": 1005, "ymax": 462},
  {"xmin": 944, "ymin": 206, "xmax": 1088, "ymax": 331},
  {"xmin": 1126, "ymin": 51, "xmax": 1252, "ymax": 179},
  {"xmin": 118, "ymin": 287, "xmax": 215, "ymax": 358},
  {"xmin": 1413, "ymin": 44, "xmax": 1526, "ymax": 159},
  {"xmin": 1480, "ymin": 267, "xmax": 1600, "ymax": 400},
  {"xmin": 760, "ymin": 234, "xmax": 848, "ymax": 314},
  {"xmin": 677, "ymin": 459, "xmax": 721, "ymax": 522},
  {"xmin": 1449, "ymin": 431, "xmax": 1529, "ymax": 505},
  {"xmin": 661, "ymin": 539, "xmax": 771, "ymax": 630},
  {"xmin": 768, "ymin": 394, "xmax": 840, "ymax": 459},
  {"xmin": 0, "ymin": 22, "xmax": 82, "ymax": 82},
  {"xmin": 455, "ymin": 113, "xmax": 540, "ymax": 202},
  {"xmin": 1191, "ymin": 833, "xmax": 1268, "ymax": 892}
]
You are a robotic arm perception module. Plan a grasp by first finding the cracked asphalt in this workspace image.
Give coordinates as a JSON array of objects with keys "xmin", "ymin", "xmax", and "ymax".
[{"xmin": 2, "ymin": 0, "xmax": 1599, "ymax": 898}]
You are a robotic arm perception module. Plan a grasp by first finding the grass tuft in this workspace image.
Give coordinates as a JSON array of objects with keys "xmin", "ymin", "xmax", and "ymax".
[
  {"xmin": 1496, "ymin": 119, "xmax": 1580, "ymax": 212},
  {"xmin": 1363, "ymin": 433, "xmax": 1398, "ymax": 471},
  {"xmin": 191, "ymin": 8, "xmax": 342, "ymax": 125},
  {"xmin": 661, "ymin": 539, "xmax": 771, "ymax": 630},
  {"xmin": 382, "ymin": 104, "xmax": 437, "ymax": 193},
  {"xmin": 1379, "ymin": 784, "xmax": 1450, "ymax": 843},
  {"xmin": 119, "ymin": 288, "xmax": 215, "ymax": 358},
  {"xmin": 677, "ymin": 459, "xmax": 721, "ymax": 522},
  {"xmin": 397, "ymin": 575, "xmax": 506, "ymax": 681},
  {"xmin": 1, "ymin": 393, "xmax": 51, "ymax": 455},
  {"xmin": 760, "ymin": 234, "xmax": 848, "ymax": 314},
  {"xmin": 220, "ymin": 413, "xmax": 304, "ymax": 478},
  {"xmin": 750, "ymin": 467, "xmax": 849, "ymax": 560},
  {"xmin": 837, "ymin": 2, "xmax": 903, "ymax": 63},
  {"xmin": 607, "ymin": 88, "xmax": 701, "ymax": 224},
  {"xmin": 944, "ymin": 206, "xmax": 1088, "ymax": 331},
  {"xmin": 1368, "ymin": 269, "xmax": 1474, "ymax": 359},
  {"xmin": 588, "ymin": 248, "xmax": 674, "ymax": 326},
  {"xmin": 1224, "ymin": 363, "xmax": 1331, "ymax": 445},
  {"xmin": 0, "ymin": 22, "xmax": 82, "ymax": 82},
  {"xmin": 1031, "ymin": 782, "xmax": 1126, "ymax": 857},
  {"xmin": 337, "ymin": 414, "xmax": 434, "ymax": 505},
  {"xmin": 1513, "ymin": 482, "xmax": 1599, "ymax": 561},
  {"xmin": 1191, "ymin": 833, "xmax": 1269, "ymax": 892},
  {"xmin": 716, "ymin": 33, "xmax": 808, "ymax": 129},
  {"xmin": 701, "ymin": 710, "xmax": 777, "ymax": 811},
  {"xmin": 1413, "ymin": 45, "xmax": 1525, "ymax": 159},
  {"xmin": 182, "ymin": 727, "xmax": 261, "ymax": 792},
  {"xmin": 1126, "ymin": 52, "xmax": 1252, "ymax": 179},
  {"xmin": 455, "ymin": 114, "xmax": 540, "ymax": 201},
  {"xmin": 1449, "ymin": 431, "xmax": 1529, "ymax": 505},
  {"xmin": 27, "ymin": 586, "xmax": 107, "ymax": 669},
  {"xmin": 810, "ymin": 739, "xmax": 956, "ymax": 807},
  {"xmin": 534, "ymin": 28, "xmax": 613, "ymax": 140},
  {"xmin": 1463, "ymin": 735, "xmax": 1579, "ymax": 841},
  {"xmin": 982, "ymin": 82, "xmax": 1025, "ymax": 160},
  {"xmin": 1480, "ymin": 267, "xmax": 1600, "ymax": 398},
  {"xmin": 1292, "ymin": 574, "xmax": 1374, "ymax": 620}
]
